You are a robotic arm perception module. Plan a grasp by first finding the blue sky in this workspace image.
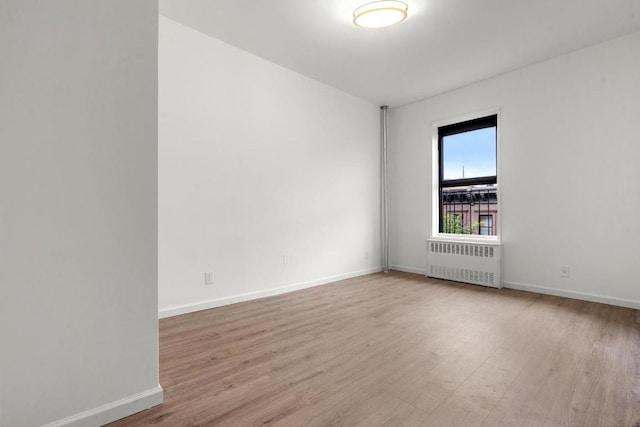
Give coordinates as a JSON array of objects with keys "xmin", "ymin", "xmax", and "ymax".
[{"xmin": 442, "ymin": 127, "xmax": 496, "ymax": 180}]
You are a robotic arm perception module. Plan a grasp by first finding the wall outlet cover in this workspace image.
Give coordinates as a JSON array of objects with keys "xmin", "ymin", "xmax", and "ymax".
[{"xmin": 205, "ymin": 271, "xmax": 214, "ymax": 285}]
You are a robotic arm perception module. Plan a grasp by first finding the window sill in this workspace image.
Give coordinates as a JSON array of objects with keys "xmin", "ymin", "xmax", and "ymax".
[{"xmin": 429, "ymin": 234, "xmax": 501, "ymax": 245}]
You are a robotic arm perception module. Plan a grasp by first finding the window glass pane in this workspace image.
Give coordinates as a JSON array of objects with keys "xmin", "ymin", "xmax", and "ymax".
[
  {"xmin": 441, "ymin": 189, "xmax": 496, "ymax": 235},
  {"xmin": 442, "ymin": 127, "xmax": 496, "ymax": 180},
  {"xmin": 479, "ymin": 214, "xmax": 493, "ymax": 235}
]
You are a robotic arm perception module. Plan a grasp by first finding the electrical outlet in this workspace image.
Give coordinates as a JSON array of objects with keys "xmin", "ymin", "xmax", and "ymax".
[
  {"xmin": 560, "ymin": 266, "xmax": 570, "ymax": 278},
  {"xmin": 204, "ymin": 271, "xmax": 214, "ymax": 285},
  {"xmin": 364, "ymin": 251, "xmax": 369, "ymax": 260},
  {"xmin": 283, "ymin": 255, "xmax": 289, "ymax": 265}
]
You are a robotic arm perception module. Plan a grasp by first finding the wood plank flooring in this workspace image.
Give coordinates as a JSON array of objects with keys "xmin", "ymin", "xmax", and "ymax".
[{"xmin": 107, "ymin": 271, "xmax": 640, "ymax": 426}]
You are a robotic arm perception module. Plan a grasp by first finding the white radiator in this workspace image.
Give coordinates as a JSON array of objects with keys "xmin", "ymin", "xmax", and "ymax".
[{"xmin": 426, "ymin": 239, "xmax": 502, "ymax": 288}]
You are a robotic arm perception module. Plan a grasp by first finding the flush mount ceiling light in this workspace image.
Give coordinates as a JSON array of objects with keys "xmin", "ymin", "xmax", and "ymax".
[{"xmin": 353, "ymin": 0, "xmax": 408, "ymax": 28}]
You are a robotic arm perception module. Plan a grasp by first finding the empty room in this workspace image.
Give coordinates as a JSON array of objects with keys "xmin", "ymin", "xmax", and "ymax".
[{"xmin": 2, "ymin": 0, "xmax": 639, "ymax": 426}]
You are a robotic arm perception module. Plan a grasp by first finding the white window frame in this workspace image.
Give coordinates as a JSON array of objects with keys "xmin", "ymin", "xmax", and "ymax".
[{"xmin": 430, "ymin": 108, "xmax": 501, "ymax": 242}]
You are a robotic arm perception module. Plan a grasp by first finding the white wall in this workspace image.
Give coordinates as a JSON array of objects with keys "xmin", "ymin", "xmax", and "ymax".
[
  {"xmin": 389, "ymin": 31, "xmax": 640, "ymax": 308},
  {"xmin": 0, "ymin": 2, "xmax": 162, "ymax": 426},
  {"xmin": 159, "ymin": 16, "xmax": 381, "ymax": 317}
]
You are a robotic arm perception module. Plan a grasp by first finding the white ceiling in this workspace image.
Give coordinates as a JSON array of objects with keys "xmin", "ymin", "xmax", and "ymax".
[{"xmin": 160, "ymin": 0, "xmax": 640, "ymax": 107}]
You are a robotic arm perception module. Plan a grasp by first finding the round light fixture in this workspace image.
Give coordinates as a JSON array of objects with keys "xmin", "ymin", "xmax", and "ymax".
[{"xmin": 353, "ymin": 1, "xmax": 408, "ymax": 28}]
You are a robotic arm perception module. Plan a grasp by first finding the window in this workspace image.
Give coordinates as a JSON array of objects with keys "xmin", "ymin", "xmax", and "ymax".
[
  {"xmin": 437, "ymin": 114, "xmax": 498, "ymax": 237},
  {"xmin": 479, "ymin": 214, "xmax": 493, "ymax": 235}
]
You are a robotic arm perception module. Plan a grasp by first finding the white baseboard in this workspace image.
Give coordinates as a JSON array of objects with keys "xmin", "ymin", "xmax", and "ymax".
[
  {"xmin": 389, "ymin": 264, "xmax": 427, "ymax": 275},
  {"xmin": 503, "ymin": 281, "xmax": 640, "ymax": 310},
  {"xmin": 43, "ymin": 385, "xmax": 163, "ymax": 427},
  {"xmin": 159, "ymin": 267, "xmax": 384, "ymax": 319}
]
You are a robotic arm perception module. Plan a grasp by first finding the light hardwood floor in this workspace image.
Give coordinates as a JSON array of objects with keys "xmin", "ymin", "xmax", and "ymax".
[{"xmin": 108, "ymin": 271, "xmax": 640, "ymax": 426}]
